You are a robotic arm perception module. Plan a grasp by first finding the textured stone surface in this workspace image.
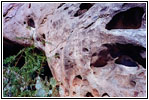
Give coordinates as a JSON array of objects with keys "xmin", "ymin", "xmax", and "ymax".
[{"xmin": 3, "ymin": 3, "xmax": 146, "ymax": 97}]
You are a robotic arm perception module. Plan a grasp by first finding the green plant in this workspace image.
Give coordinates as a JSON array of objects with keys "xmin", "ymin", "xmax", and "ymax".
[{"xmin": 3, "ymin": 46, "xmax": 59, "ymax": 97}]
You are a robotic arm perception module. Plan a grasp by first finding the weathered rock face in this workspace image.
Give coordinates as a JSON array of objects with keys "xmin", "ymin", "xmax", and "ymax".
[{"xmin": 3, "ymin": 3, "xmax": 146, "ymax": 97}]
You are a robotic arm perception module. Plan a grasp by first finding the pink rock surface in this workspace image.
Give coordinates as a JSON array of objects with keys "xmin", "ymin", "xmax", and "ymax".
[{"xmin": 3, "ymin": 3, "xmax": 146, "ymax": 97}]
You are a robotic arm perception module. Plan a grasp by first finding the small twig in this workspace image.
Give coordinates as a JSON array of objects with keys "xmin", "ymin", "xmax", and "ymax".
[{"xmin": 14, "ymin": 52, "xmax": 23, "ymax": 67}]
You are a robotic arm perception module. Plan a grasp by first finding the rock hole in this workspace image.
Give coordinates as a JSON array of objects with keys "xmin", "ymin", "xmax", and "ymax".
[
  {"xmin": 76, "ymin": 75, "xmax": 82, "ymax": 80},
  {"xmin": 90, "ymin": 49, "xmax": 110, "ymax": 67},
  {"xmin": 64, "ymin": 60, "xmax": 74, "ymax": 70},
  {"xmin": 24, "ymin": 21, "xmax": 26, "ymax": 24},
  {"xmin": 91, "ymin": 43, "xmax": 146, "ymax": 68},
  {"xmin": 115, "ymin": 55, "xmax": 138, "ymax": 67},
  {"xmin": 56, "ymin": 84, "xmax": 59, "ymax": 90},
  {"xmin": 106, "ymin": 7, "xmax": 144, "ymax": 30},
  {"xmin": 69, "ymin": 52, "xmax": 73, "ymax": 56},
  {"xmin": 92, "ymin": 53, "xmax": 97, "ymax": 56},
  {"xmin": 82, "ymin": 48, "xmax": 89, "ymax": 52},
  {"xmin": 57, "ymin": 3, "xmax": 65, "ymax": 9},
  {"xmin": 55, "ymin": 53, "xmax": 60, "ymax": 59},
  {"xmin": 36, "ymin": 37, "xmax": 41, "ymax": 41},
  {"xmin": 73, "ymin": 91, "xmax": 76, "ymax": 95},
  {"xmin": 102, "ymin": 93, "xmax": 110, "ymax": 97},
  {"xmin": 39, "ymin": 61, "xmax": 53, "ymax": 81},
  {"xmin": 64, "ymin": 7, "xmax": 69, "ymax": 10},
  {"xmin": 130, "ymin": 80, "xmax": 136, "ymax": 87},
  {"xmin": 73, "ymin": 75, "xmax": 82, "ymax": 86},
  {"xmin": 3, "ymin": 42, "xmax": 25, "ymax": 68},
  {"xmin": 3, "ymin": 38, "xmax": 24, "ymax": 59},
  {"xmin": 74, "ymin": 3, "xmax": 94, "ymax": 17},
  {"xmin": 42, "ymin": 34, "xmax": 45, "ymax": 39},
  {"xmin": 103, "ymin": 43, "xmax": 146, "ymax": 68},
  {"xmin": 79, "ymin": 3, "xmax": 94, "ymax": 10},
  {"xmin": 28, "ymin": 3, "xmax": 31, "ymax": 8},
  {"xmin": 49, "ymin": 85, "xmax": 52, "ymax": 90},
  {"xmin": 85, "ymin": 92, "xmax": 94, "ymax": 97},
  {"xmin": 27, "ymin": 18, "xmax": 35, "ymax": 28},
  {"xmin": 122, "ymin": 3, "xmax": 128, "ymax": 7}
]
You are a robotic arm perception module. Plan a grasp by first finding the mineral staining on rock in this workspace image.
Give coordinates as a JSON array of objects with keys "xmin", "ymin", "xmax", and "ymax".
[{"xmin": 3, "ymin": 3, "xmax": 146, "ymax": 97}]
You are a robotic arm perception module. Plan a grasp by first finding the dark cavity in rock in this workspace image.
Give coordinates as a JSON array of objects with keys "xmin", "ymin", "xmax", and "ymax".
[
  {"xmin": 27, "ymin": 18, "xmax": 35, "ymax": 28},
  {"xmin": 102, "ymin": 93, "xmax": 110, "ymax": 97},
  {"xmin": 64, "ymin": 7, "xmax": 69, "ymax": 10},
  {"xmin": 115, "ymin": 55, "xmax": 138, "ymax": 67},
  {"xmin": 105, "ymin": 7, "xmax": 144, "ymax": 30},
  {"xmin": 90, "ymin": 49, "xmax": 110, "ymax": 67},
  {"xmin": 39, "ymin": 61, "xmax": 53, "ymax": 80},
  {"xmin": 91, "ymin": 43, "xmax": 146, "ymax": 68},
  {"xmin": 85, "ymin": 92, "xmax": 94, "ymax": 97},
  {"xmin": 57, "ymin": 3, "xmax": 65, "ymax": 9},
  {"xmin": 3, "ymin": 38, "xmax": 24, "ymax": 59},
  {"xmin": 64, "ymin": 60, "xmax": 74, "ymax": 70},
  {"xmin": 103, "ymin": 43, "xmax": 146, "ymax": 68},
  {"xmin": 74, "ymin": 3, "xmax": 94, "ymax": 17},
  {"xmin": 28, "ymin": 3, "xmax": 31, "ymax": 8},
  {"xmin": 82, "ymin": 48, "xmax": 89, "ymax": 52},
  {"xmin": 76, "ymin": 75, "xmax": 82, "ymax": 80}
]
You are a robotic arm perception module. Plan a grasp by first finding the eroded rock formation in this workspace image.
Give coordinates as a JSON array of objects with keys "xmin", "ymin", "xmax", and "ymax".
[{"xmin": 3, "ymin": 3, "xmax": 146, "ymax": 97}]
